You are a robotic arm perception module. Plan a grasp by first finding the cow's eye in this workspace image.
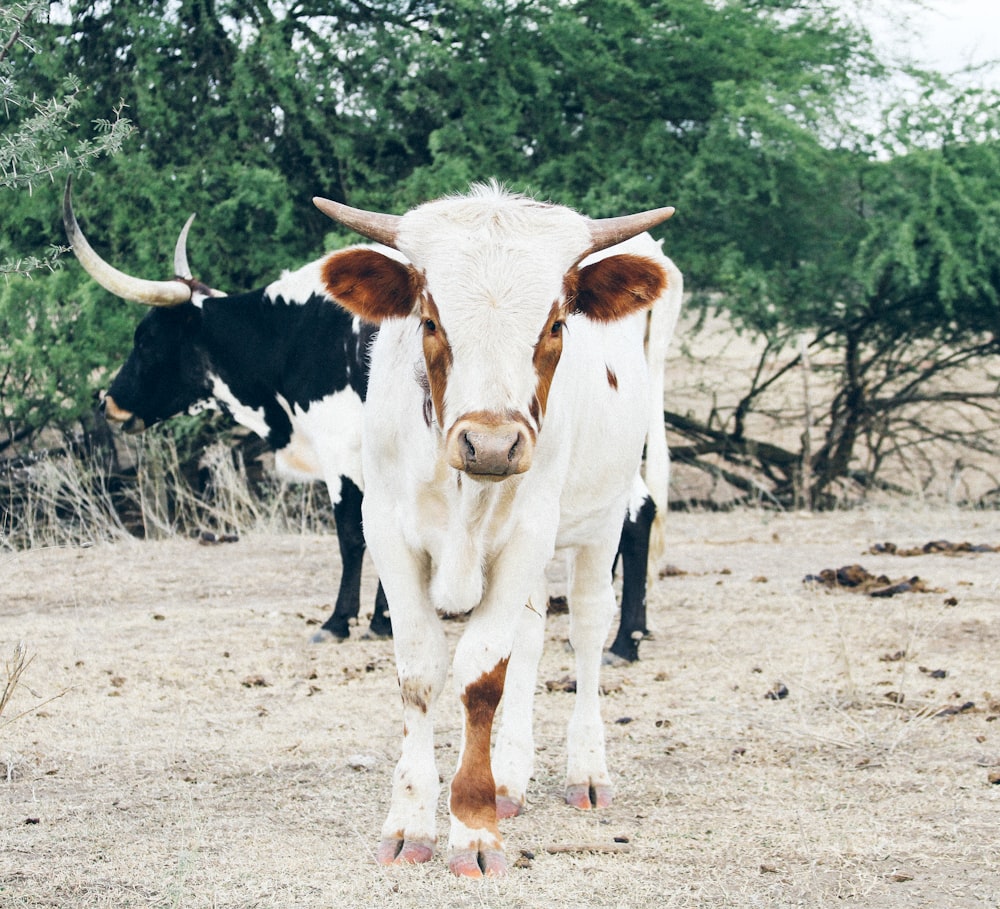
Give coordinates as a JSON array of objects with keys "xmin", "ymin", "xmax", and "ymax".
[
  {"xmin": 424, "ymin": 318, "xmax": 437, "ymax": 333},
  {"xmin": 550, "ymin": 320, "xmax": 563, "ymax": 336}
]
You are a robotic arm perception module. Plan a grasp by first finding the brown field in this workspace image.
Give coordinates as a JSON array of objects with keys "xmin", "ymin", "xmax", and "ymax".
[{"xmin": 3, "ymin": 507, "xmax": 1000, "ymax": 908}]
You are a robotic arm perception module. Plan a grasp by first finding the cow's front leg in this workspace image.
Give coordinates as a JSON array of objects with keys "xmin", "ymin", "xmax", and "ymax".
[
  {"xmin": 375, "ymin": 564, "xmax": 449, "ymax": 864},
  {"xmin": 492, "ymin": 577, "xmax": 547, "ymax": 818},
  {"xmin": 446, "ymin": 597, "xmax": 529, "ymax": 878},
  {"xmin": 565, "ymin": 540, "xmax": 619, "ymax": 810}
]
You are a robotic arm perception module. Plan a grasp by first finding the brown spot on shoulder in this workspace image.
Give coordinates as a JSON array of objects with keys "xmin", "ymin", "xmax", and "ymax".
[{"xmin": 606, "ymin": 366, "xmax": 618, "ymax": 390}]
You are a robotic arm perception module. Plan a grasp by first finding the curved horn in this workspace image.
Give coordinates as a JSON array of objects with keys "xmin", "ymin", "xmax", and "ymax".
[
  {"xmin": 585, "ymin": 206, "xmax": 676, "ymax": 255},
  {"xmin": 312, "ymin": 196, "xmax": 401, "ymax": 248},
  {"xmin": 63, "ymin": 178, "xmax": 192, "ymax": 306},
  {"xmin": 173, "ymin": 213, "xmax": 196, "ymax": 279}
]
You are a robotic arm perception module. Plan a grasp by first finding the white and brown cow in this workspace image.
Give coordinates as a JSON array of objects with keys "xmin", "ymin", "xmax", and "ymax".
[{"xmin": 314, "ymin": 184, "xmax": 680, "ymax": 878}]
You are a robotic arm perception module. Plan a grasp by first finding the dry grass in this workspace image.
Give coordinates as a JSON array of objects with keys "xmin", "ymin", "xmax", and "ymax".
[
  {"xmin": 3, "ymin": 507, "xmax": 1000, "ymax": 907},
  {"xmin": 1, "ymin": 430, "xmax": 334, "ymax": 552}
]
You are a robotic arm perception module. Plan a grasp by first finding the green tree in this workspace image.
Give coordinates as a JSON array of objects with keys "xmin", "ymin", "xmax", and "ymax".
[
  {"xmin": 672, "ymin": 79, "xmax": 1000, "ymax": 505},
  {"xmin": 0, "ymin": 1, "xmax": 132, "ymax": 453},
  {"xmin": 5, "ymin": 0, "xmax": 997, "ymax": 507}
]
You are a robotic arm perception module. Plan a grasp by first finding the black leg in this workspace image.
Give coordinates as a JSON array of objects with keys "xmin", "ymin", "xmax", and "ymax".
[
  {"xmin": 367, "ymin": 581, "xmax": 393, "ymax": 638},
  {"xmin": 608, "ymin": 495, "xmax": 656, "ymax": 662},
  {"xmin": 316, "ymin": 476, "xmax": 366, "ymax": 641}
]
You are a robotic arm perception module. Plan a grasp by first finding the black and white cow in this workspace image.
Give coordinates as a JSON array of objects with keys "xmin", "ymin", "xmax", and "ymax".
[
  {"xmin": 63, "ymin": 180, "xmax": 675, "ymax": 660},
  {"xmin": 63, "ymin": 179, "xmax": 390, "ymax": 641}
]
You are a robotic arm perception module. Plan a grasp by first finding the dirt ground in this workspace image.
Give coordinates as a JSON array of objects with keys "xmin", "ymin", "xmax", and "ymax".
[{"xmin": 3, "ymin": 507, "xmax": 1000, "ymax": 908}]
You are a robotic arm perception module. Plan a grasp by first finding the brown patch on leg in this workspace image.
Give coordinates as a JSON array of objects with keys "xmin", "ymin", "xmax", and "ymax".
[
  {"xmin": 399, "ymin": 677, "xmax": 431, "ymax": 714},
  {"xmin": 451, "ymin": 658, "xmax": 509, "ymax": 834}
]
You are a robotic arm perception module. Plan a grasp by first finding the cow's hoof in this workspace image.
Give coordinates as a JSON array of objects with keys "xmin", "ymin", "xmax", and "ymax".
[
  {"xmin": 310, "ymin": 627, "xmax": 349, "ymax": 644},
  {"xmin": 495, "ymin": 794, "xmax": 524, "ymax": 819},
  {"xmin": 602, "ymin": 649, "xmax": 632, "ymax": 666},
  {"xmin": 565, "ymin": 782, "xmax": 613, "ymax": 810},
  {"xmin": 360, "ymin": 626, "xmax": 393, "ymax": 641},
  {"xmin": 448, "ymin": 848, "xmax": 508, "ymax": 878},
  {"xmin": 376, "ymin": 837, "xmax": 434, "ymax": 865}
]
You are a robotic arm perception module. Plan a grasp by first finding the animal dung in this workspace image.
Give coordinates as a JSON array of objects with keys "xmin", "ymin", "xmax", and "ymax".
[
  {"xmin": 765, "ymin": 682, "xmax": 789, "ymax": 700},
  {"xmin": 934, "ymin": 701, "xmax": 975, "ymax": 718},
  {"xmin": 241, "ymin": 675, "xmax": 270, "ymax": 688},
  {"xmin": 869, "ymin": 540, "xmax": 1000, "ymax": 556},
  {"xmin": 803, "ymin": 564, "xmax": 941, "ymax": 597},
  {"xmin": 198, "ymin": 530, "xmax": 240, "ymax": 545}
]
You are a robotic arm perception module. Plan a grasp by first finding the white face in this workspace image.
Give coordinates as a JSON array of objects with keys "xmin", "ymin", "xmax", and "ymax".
[{"xmin": 395, "ymin": 189, "xmax": 592, "ymax": 478}]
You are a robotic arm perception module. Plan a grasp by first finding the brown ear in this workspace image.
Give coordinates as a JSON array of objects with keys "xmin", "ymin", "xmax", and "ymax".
[
  {"xmin": 321, "ymin": 248, "xmax": 419, "ymax": 323},
  {"xmin": 573, "ymin": 254, "xmax": 667, "ymax": 322}
]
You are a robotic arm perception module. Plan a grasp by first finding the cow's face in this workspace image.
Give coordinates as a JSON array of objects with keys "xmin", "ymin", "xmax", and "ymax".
[
  {"xmin": 321, "ymin": 192, "xmax": 668, "ymax": 481},
  {"xmin": 104, "ymin": 305, "xmax": 210, "ymax": 433}
]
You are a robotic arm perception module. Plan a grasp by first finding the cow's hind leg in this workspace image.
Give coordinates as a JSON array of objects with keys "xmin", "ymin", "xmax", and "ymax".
[
  {"xmin": 608, "ymin": 492, "xmax": 656, "ymax": 663},
  {"xmin": 313, "ymin": 477, "xmax": 367, "ymax": 642},
  {"xmin": 565, "ymin": 541, "xmax": 619, "ymax": 810},
  {"xmin": 367, "ymin": 582, "xmax": 392, "ymax": 638}
]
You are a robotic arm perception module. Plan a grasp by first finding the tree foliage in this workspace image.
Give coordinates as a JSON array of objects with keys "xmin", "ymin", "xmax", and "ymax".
[
  {"xmin": 674, "ymin": 77, "xmax": 1000, "ymax": 505},
  {"xmin": 1, "ymin": 0, "xmax": 999, "ymax": 505}
]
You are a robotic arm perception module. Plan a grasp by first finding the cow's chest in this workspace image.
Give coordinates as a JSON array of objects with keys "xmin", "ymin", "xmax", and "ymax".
[{"xmin": 403, "ymin": 468, "xmax": 547, "ymax": 615}]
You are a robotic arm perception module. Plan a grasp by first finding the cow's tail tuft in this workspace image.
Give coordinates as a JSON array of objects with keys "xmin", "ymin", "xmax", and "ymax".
[{"xmin": 643, "ymin": 248, "xmax": 683, "ymax": 579}]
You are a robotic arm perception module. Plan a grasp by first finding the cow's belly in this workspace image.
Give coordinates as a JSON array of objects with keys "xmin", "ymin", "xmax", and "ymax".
[
  {"xmin": 277, "ymin": 390, "xmax": 365, "ymax": 499},
  {"xmin": 273, "ymin": 431, "xmax": 324, "ymax": 482}
]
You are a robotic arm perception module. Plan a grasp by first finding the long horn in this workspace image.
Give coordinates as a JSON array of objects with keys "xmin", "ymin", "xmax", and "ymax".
[
  {"xmin": 63, "ymin": 178, "xmax": 192, "ymax": 306},
  {"xmin": 174, "ymin": 213, "xmax": 196, "ymax": 279},
  {"xmin": 313, "ymin": 196, "xmax": 401, "ymax": 248},
  {"xmin": 585, "ymin": 206, "xmax": 676, "ymax": 255}
]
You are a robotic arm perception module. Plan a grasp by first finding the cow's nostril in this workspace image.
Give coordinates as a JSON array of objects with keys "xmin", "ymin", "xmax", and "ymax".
[
  {"xmin": 461, "ymin": 431, "xmax": 477, "ymax": 463},
  {"xmin": 507, "ymin": 433, "xmax": 522, "ymax": 464}
]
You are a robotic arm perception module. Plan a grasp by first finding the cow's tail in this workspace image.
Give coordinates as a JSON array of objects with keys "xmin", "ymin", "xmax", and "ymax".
[{"xmin": 643, "ymin": 248, "xmax": 683, "ymax": 578}]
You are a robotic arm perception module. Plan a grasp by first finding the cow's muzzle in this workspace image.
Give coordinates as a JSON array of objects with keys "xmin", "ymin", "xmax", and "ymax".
[
  {"xmin": 447, "ymin": 415, "xmax": 533, "ymax": 479},
  {"xmin": 102, "ymin": 395, "xmax": 146, "ymax": 434}
]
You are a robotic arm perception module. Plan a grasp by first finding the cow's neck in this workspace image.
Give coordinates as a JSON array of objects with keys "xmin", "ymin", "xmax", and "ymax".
[{"xmin": 198, "ymin": 297, "xmax": 297, "ymax": 448}]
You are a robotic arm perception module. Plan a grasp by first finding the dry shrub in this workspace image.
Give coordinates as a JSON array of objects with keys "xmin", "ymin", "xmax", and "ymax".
[{"xmin": 1, "ymin": 429, "xmax": 333, "ymax": 551}]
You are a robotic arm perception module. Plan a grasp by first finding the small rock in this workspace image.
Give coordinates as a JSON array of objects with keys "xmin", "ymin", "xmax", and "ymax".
[
  {"xmin": 347, "ymin": 753, "xmax": 378, "ymax": 771},
  {"xmin": 934, "ymin": 701, "xmax": 975, "ymax": 718},
  {"xmin": 546, "ymin": 676, "xmax": 576, "ymax": 693}
]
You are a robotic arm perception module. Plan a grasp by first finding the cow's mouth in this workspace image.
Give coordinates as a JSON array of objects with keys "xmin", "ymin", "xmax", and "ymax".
[
  {"xmin": 120, "ymin": 416, "xmax": 147, "ymax": 434},
  {"xmin": 102, "ymin": 395, "xmax": 147, "ymax": 434}
]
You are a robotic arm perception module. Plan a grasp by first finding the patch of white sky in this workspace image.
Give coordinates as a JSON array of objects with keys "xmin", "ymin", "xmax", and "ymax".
[{"xmin": 846, "ymin": 0, "xmax": 1000, "ymax": 88}]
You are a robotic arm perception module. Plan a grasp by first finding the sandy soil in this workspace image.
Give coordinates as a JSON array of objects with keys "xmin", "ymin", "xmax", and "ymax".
[{"xmin": 3, "ymin": 507, "xmax": 1000, "ymax": 908}]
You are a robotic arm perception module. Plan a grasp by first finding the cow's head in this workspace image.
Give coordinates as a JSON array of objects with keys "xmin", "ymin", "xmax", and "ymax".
[
  {"xmin": 316, "ymin": 185, "xmax": 673, "ymax": 480},
  {"xmin": 63, "ymin": 179, "xmax": 215, "ymax": 432}
]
